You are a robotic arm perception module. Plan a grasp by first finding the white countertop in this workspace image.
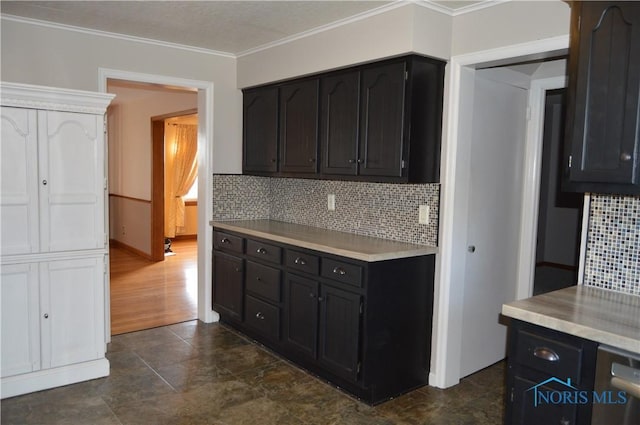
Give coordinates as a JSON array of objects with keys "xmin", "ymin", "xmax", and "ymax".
[
  {"xmin": 502, "ymin": 285, "xmax": 640, "ymax": 353},
  {"xmin": 210, "ymin": 219, "xmax": 438, "ymax": 262}
]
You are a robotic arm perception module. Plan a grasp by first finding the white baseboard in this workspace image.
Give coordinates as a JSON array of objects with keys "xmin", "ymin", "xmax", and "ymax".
[{"xmin": 1, "ymin": 358, "xmax": 109, "ymax": 399}]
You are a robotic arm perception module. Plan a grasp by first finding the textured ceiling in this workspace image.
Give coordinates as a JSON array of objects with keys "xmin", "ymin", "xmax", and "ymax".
[{"xmin": 1, "ymin": 1, "xmax": 489, "ymax": 55}]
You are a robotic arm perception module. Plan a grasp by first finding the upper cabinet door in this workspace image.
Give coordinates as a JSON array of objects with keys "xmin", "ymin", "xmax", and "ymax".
[
  {"xmin": 279, "ymin": 79, "xmax": 319, "ymax": 174},
  {"xmin": 38, "ymin": 111, "xmax": 105, "ymax": 252},
  {"xmin": 566, "ymin": 2, "xmax": 640, "ymax": 192},
  {"xmin": 320, "ymin": 71, "xmax": 360, "ymax": 176},
  {"xmin": 359, "ymin": 62, "xmax": 406, "ymax": 178},
  {"xmin": 0, "ymin": 107, "xmax": 40, "ymax": 255},
  {"xmin": 243, "ymin": 87, "xmax": 279, "ymax": 173}
]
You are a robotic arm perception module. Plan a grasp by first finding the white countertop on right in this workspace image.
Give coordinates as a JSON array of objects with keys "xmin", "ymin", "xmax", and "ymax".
[{"xmin": 502, "ymin": 285, "xmax": 640, "ymax": 353}]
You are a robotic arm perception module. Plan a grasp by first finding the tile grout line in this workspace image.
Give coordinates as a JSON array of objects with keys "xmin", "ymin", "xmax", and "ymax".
[{"xmin": 134, "ymin": 353, "xmax": 179, "ymax": 393}]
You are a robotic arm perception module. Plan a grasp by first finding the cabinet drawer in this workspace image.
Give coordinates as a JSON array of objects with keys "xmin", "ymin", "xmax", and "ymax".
[
  {"xmin": 247, "ymin": 239, "xmax": 282, "ymax": 264},
  {"xmin": 321, "ymin": 258, "xmax": 362, "ymax": 288},
  {"xmin": 213, "ymin": 231, "xmax": 244, "ymax": 254},
  {"xmin": 515, "ymin": 330, "xmax": 582, "ymax": 383},
  {"xmin": 246, "ymin": 261, "xmax": 281, "ymax": 303},
  {"xmin": 285, "ymin": 250, "xmax": 319, "ymax": 275},
  {"xmin": 245, "ymin": 296, "xmax": 280, "ymax": 340}
]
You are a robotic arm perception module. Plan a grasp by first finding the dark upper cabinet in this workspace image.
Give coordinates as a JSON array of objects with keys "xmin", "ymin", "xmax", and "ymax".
[
  {"xmin": 279, "ymin": 79, "xmax": 319, "ymax": 174},
  {"xmin": 242, "ymin": 54, "xmax": 445, "ymax": 183},
  {"xmin": 359, "ymin": 62, "xmax": 406, "ymax": 178},
  {"xmin": 319, "ymin": 71, "xmax": 360, "ymax": 176},
  {"xmin": 243, "ymin": 87, "xmax": 279, "ymax": 173},
  {"xmin": 564, "ymin": 1, "xmax": 640, "ymax": 195}
]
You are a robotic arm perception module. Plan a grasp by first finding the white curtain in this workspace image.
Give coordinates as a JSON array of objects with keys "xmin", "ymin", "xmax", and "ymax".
[{"xmin": 166, "ymin": 124, "xmax": 198, "ymax": 238}]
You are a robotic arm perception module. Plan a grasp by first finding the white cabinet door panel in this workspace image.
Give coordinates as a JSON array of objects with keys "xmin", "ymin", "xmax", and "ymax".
[
  {"xmin": 38, "ymin": 111, "xmax": 104, "ymax": 252},
  {"xmin": 40, "ymin": 257, "xmax": 104, "ymax": 369},
  {"xmin": 0, "ymin": 263, "xmax": 41, "ymax": 377},
  {"xmin": 0, "ymin": 107, "xmax": 39, "ymax": 255}
]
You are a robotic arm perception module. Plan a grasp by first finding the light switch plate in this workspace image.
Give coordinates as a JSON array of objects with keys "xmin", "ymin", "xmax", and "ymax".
[
  {"xmin": 419, "ymin": 205, "xmax": 429, "ymax": 224},
  {"xmin": 328, "ymin": 194, "xmax": 336, "ymax": 211}
]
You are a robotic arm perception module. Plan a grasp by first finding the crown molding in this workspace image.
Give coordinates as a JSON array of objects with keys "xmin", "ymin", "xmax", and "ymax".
[
  {"xmin": 236, "ymin": 1, "xmax": 413, "ymax": 58},
  {"xmin": 415, "ymin": 0, "xmax": 512, "ymax": 16},
  {"xmin": 0, "ymin": 81, "xmax": 115, "ymax": 114},
  {"xmin": 1, "ymin": 14, "xmax": 236, "ymax": 59}
]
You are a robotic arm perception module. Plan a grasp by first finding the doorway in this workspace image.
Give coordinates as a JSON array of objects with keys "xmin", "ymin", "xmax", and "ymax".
[
  {"xmin": 533, "ymin": 89, "xmax": 583, "ymax": 295},
  {"xmin": 99, "ymin": 68, "xmax": 217, "ymax": 340},
  {"xmin": 433, "ymin": 36, "xmax": 575, "ymax": 389}
]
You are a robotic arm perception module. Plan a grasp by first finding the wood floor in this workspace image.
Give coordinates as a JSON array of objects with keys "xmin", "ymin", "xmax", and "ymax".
[{"xmin": 109, "ymin": 239, "xmax": 198, "ymax": 335}]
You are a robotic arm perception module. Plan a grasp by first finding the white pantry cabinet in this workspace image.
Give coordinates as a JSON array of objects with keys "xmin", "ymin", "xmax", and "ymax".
[{"xmin": 0, "ymin": 82, "xmax": 114, "ymax": 399}]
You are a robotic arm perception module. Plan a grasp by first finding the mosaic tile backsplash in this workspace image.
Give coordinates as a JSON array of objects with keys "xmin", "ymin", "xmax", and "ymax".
[
  {"xmin": 213, "ymin": 174, "xmax": 439, "ymax": 246},
  {"xmin": 583, "ymin": 194, "xmax": 640, "ymax": 296}
]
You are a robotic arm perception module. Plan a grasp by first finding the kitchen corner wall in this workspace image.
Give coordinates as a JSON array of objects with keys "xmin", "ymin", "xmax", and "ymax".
[
  {"xmin": 213, "ymin": 174, "xmax": 439, "ymax": 246},
  {"xmin": 583, "ymin": 194, "xmax": 640, "ymax": 296}
]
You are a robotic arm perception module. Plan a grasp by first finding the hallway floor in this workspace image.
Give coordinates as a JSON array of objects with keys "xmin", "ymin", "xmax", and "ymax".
[{"xmin": 1, "ymin": 321, "xmax": 505, "ymax": 425}]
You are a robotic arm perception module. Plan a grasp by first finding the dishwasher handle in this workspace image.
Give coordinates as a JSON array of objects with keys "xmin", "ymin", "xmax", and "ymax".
[{"xmin": 611, "ymin": 376, "xmax": 640, "ymax": 399}]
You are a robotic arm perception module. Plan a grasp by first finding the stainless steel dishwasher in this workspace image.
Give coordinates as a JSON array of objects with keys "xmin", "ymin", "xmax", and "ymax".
[{"xmin": 592, "ymin": 345, "xmax": 640, "ymax": 425}]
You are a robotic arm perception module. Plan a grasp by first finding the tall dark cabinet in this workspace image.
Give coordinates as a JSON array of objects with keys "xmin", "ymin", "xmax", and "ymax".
[
  {"xmin": 563, "ymin": 1, "xmax": 640, "ymax": 195},
  {"xmin": 243, "ymin": 87, "xmax": 279, "ymax": 173}
]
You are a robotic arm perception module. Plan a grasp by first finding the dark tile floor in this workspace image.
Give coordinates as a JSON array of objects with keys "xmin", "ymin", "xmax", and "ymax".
[{"xmin": 1, "ymin": 321, "xmax": 505, "ymax": 425}]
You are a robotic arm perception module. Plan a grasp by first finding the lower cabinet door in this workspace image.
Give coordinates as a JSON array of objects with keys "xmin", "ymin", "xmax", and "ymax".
[
  {"xmin": 212, "ymin": 251, "xmax": 244, "ymax": 320},
  {"xmin": 510, "ymin": 375, "xmax": 578, "ymax": 425},
  {"xmin": 0, "ymin": 262, "xmax": 41, "ymax": 377},
  {"xmin": 318, "ymin": 284, "xmax": 361, "ymax": 382},
  {"xmin": 283, "ymin": 273, "xmax": 319, "ymax": 358},
  {"xmin": 40, "ymin": 257, "xmax": 105, "ymax": 369}
]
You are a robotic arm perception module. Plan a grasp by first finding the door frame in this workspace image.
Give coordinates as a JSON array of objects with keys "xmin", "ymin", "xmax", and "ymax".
[
  {"xmin": 432, "ymin": 35, "xmax": 571, "ymax": 389},
  {"xmin": 98, "ymin": 68, "xmax": 218, "ymax": 342}
]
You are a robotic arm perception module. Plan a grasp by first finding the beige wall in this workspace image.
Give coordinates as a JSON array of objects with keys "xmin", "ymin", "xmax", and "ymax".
[
  {"xmin": 0, "ymin": 18, "xmax": 242, "ymax": 174},
  {"xmin": 237, "ymin": 3, "xmax": 451, "ymax": 88},
  {"xmin": 451, "ymin": 1, "xmax": 570, "ymax": 56}
]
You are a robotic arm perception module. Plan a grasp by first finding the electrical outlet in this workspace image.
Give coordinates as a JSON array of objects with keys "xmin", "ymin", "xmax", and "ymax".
[
  {"xmin": 121, "ymin": 225, "xmax": 126, "ymax": 235},
  {"xmin": 419, "ymin": 205, "xmax": 429, "ymax": 224},
  {"xmin": 328, "ymin": 194, "xmax": 336, "ymax": 211}
]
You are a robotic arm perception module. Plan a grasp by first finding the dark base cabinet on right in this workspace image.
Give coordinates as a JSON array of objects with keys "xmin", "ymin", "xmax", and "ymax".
[
  {"xmin": 505, "ymin": 320, "xmax": 598, "ymax": 425},
  {"xmin": 212, "ymin": 228, "xmax": 435, "ymax": 405}
]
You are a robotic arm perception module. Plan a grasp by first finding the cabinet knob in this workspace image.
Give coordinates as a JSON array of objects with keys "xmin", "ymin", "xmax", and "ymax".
[
  {"xmin": 308, "ymin": 158, "xmax": 315, "ymax": 163},
  {"xmin": 559, "ymin": 418, "xmax": 570, "ymax": 425},
  {"xmin": 256, "ymin": 247, "xmax": 267, "ymax": 255},
  {"xmin": 42, "ymin": 179, "xmax": 48, "ymax": 186},
  {"xmin": 234, "ymin": 267, "xmax": 241, "ymax": 273},
  {"xmin": 357, "ymin": 159, "xmax": 363, "ymax": 164},
  {"xmin": 309, "ymin": 292, "xmax": 316, "ymax": 298},
  {"xmin": 348, "ymin": 159, "xmax": 356, "ymax": 164},
  {"xmin": 220, "ymin": 237, "xmax": 230, "ymax": 244},
  {"xmin": 256, "ymin": 277, "xmax": 261, "ymax": 282},
  {"xmin": 294, "ymin": 257, "xmax": 306, "ymax": 265},
  {"xmin": 43, "ymin": 313, "xmax": 49, "ymax": 319},
  {"xmin": 271, "ymin": 158, "xmax": 277, "ymax": 163},
  {"xmin": 318, "ymin": 296, "xmax": 324, "ymax": 302},
  {"xmin": 255, "ymin": 312, "xmax": 265, "ymax": 320},
  {"xmin": 332, "ymin": 266, "xmax": 346, "ymax": 276},
  {"xmin": 467, "ymin": 245, "xmax": 476, "ymax": 253},
  {"xmin": 620, "ymin": 152, "xmax": 632, "ymax": 162}
]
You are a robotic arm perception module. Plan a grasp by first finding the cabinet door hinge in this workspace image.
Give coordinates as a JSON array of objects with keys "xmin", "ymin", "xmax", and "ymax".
[
  {"xmin": 359, "ymin": 302, "xmax": 363, "ymax": 315},
  {"xmin": 568, "ymin": 155, "xmax": 573, "ymax": 169},
  {"xmin": 103, "ymin": 120, "xmax": 107, "ymax": 134},
  {"xmin": 510, "ymin": 387, "xmax": 514, "ymax": 402},
  {"xmin": 356, "ymin": 362, "xmax": 361, "ymax": 375},
  {"xmin": 104, "ymin": 178, "xmax": 108, "ymax": 190},
  {"xmin": 401, "ymin": 160, "xmax": 407, "ymax": 169},
  {"xmin": 405, "ymin": 70, "xmax": 409, "ymax": 81},
  {"xmin": 104, "ymin": 233, "xmax": 108, "ymax": 245}
]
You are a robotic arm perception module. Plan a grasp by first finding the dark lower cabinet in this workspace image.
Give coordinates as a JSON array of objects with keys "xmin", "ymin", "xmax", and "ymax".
[
  {"xmin": 564, "ymin": 1, "xmax": 640, "ymax": 194},
  {"xmin": 283, "ymin": 273, "xmax": 319, "ymax": 358},
  {"xmin": 505, "ymin": 320, "xmax": 598, "ymax": 425},
  {"xmin": 212, "ymin": 226, "xmax": 435, "ymax": 404},
  {"xmin": 318, "ymin": 284, "xmax": 361, "ymax": 382},
  {"xmin": 212, "ymin": 251, "xmax": 244, "ymax": 320}
]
